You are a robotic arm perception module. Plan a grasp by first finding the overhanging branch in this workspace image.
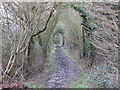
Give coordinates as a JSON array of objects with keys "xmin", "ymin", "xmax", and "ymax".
[{"xmin": 32, "ymin": 3, "xmax": 58, "ymax": 37}]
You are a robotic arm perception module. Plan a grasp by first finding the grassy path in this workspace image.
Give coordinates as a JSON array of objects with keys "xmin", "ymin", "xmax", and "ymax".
[{"xmin": 44, "ymin": 46, "xmax": 77, "ymax": 88}]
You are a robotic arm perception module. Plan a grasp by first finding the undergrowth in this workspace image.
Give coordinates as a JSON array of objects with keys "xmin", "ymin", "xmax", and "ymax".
[
  {"xmin": 62, "ymin": 48, "xmax": 90, "ymax": 88},
  {"xmin": 44, "ymin": 47, "xmax": 56, "ymax": 72},
  {"xmin": 24, "ymin": 82, "xmax": 41, "ymax": 88}
]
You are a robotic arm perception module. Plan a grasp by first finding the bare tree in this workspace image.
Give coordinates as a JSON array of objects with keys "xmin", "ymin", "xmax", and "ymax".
[{"xmin": 1, "ymin": 2, "xmax": 61, "ymax": 81}]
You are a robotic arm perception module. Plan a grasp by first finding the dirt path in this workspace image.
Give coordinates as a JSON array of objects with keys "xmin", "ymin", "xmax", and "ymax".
[{"xmin": 45, "ymin": 46, "xmax": 76, "ymax": 88}]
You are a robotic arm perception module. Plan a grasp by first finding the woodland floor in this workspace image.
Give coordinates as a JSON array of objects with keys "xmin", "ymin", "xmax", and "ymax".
[
  {"xmin": 1, "ymin": 46, "xmax": 110, "ymax": 88},
  {"xmin": 44, "ymin": 46, "xmax": 77, "ymax": 88},
  {"xmin": 24, "ymin": 46, "xmax": 78, "ymax": 88}
]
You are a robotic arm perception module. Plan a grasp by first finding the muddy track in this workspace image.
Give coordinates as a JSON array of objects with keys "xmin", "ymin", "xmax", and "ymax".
[{"xmin": 45, "ymin": 46, "xmax": 76, "ymax": 88}]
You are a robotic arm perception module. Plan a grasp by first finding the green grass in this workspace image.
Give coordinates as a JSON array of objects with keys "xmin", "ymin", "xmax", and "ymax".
[
  {"xmin": 44, "ymin": 47, "xmax": 56, "ymax": 71},
  {"xmin": 62, "ymin": 48, "xmax": 75, "ymax": 61},
  {"xmin": 67, "ymin": 73, "xmax": 89, "ymax": 88},
  {"xmin": 49, "ymin": 47, "xmax": 56, "ymax": 56},
  {"xmin": 62, "ymin": 48, "xmax": 83, "ymax": 69},
  {"xmin": 24, "ymin": 82, "xmax": 41, "ymax": 88},
  {"xmin": 62, "ymin": 48, "xmax": 92, "ymax": 88},
  {"xmin": 67, "ymin": 69, "xmax": 95, "ymax": 88}
]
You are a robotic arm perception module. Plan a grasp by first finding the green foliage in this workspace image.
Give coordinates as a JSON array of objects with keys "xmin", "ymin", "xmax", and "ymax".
[
  {"xmin": 69, "ymin": 81, "xmax": 88, "ymax": 88},
  {"xmin": 44, "ymin": 47, "xmax": 56, "ymax": 71},
  {"xmin": 105, "ymin": 3, "xmax": 119, "ymax": 10},
  {"xmin": 71, "ymin": 5, "xmax": 96, "ymax": 59},
  {"xmin": 24, "ymin": 83, "xmax": 40, "ymax": 88},
  {"xmin": 67, "ymin": 72, "xmax": 89, "ymax": 88},
  {"xmin": 106, "ymin": 16, "xmax": 113, "ymax": 20},
  {"xmin": 71, "ymin": 5, "xmax": 96, "ymax": 31},
  {"xmin": 53, "ymin": 28, "xmax": 64, "ymax": 37},
  {"xmin": 62, "ymin": 48, "xmax": 75, "ymax": 61},
  {"xmin": 71, "ymin": 5, "xmax": 87, "ymax": 19},
  {"xmin": 95, "ymin": 23, "xmax": 102, "ymax": 27}
]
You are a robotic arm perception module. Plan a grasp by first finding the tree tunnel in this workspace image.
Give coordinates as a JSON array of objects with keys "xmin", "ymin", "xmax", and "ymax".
[
  {"xmin": 50, "ymin": 6, "xmax": 84, "ymax": 59},
  {"xmin": 52, "ymin": 29, "xmax": 64, "ymax": 47},
  {"xmin": 27, "ymin": 3, "xmax": 95, "ymax": 64},
  {"xmin": 26, "ymin": 4, "xmax": 95, "ymax": 70},
  {"xmin": 27, "ymin": 3, "xmax": 93, "ymax": 74},
  {"xmin": 1, "ymin": 2, "xmax": 118, "ymax": 87}
]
